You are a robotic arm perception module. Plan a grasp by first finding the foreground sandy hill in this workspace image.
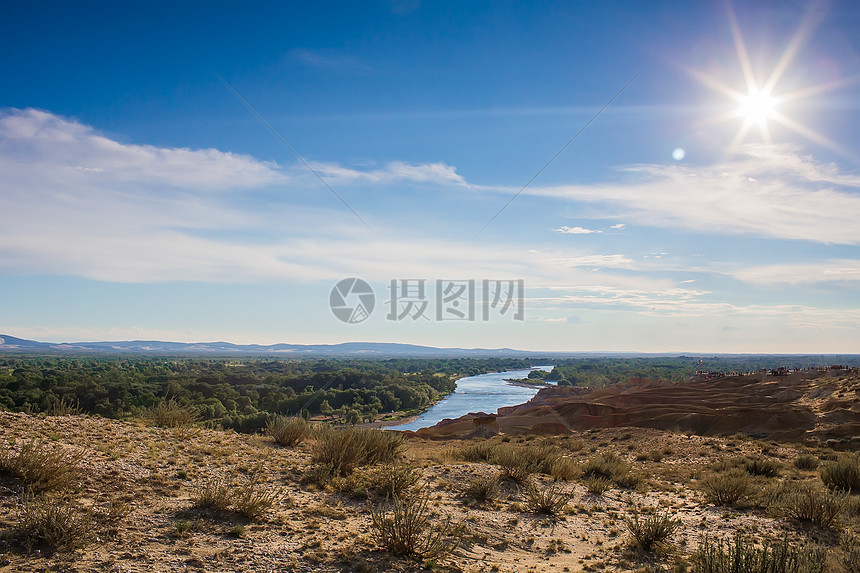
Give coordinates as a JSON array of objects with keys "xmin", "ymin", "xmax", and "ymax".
[
  {"xmin": 417, "ymin": 369, "xmax": 860, "ymax": 445},
  {"xmin": 0, "ymin": 400, "xmax": 858, "ymax": 572}
]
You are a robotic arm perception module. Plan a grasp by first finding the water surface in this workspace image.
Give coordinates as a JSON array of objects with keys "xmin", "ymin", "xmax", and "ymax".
[{"xmin": 390, "ymin": 366, "xmax": 554, "ymax": 431}]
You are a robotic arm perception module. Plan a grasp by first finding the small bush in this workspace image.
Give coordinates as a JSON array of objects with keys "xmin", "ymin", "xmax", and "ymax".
[
  {"xmin": 549, "ymin": 457, "xmax": 578, "ymax": 481},
  {"xmin": 779, "ymin": 483, "xmax": 846, "ymax": 529},
  {"xmin": 312, "ymin": 426, "xmax": 403, "ymax": 478},
  {"xmin": 464, "ymin": 475, "xmax": 499, "ymax": 505},
  {"xmin": 17, "ymin": 493, "xmax": 93, "ymax": 552},
  {"xmin": 368, "ymin": 464, "xmax": 422, "ymax": 498},
  {"xmin": 585, "ymin": 476, "xmax": 612, "ymax": 495},
  {"xmin": 492, "ymin": 443, "xmax": 559, "ymax": 484},
  {"xmin": 267, "ymin": 415, "xmax": 310, "ymax": 447},
  {"xmin": 522, "ymin": 481, "xmax": 570, "ymax": 516},
  {"xmin": 233, "ymin": 474, "xmax": 282, "ymax": 521},
  {"xmin": 148, "ymin": 398, "xmax": 198, "ymax": 428},
  {"xmin": 793, "ymin": 454, "xmax": 820, "ymax": 471},
  {"xmin": 48, "ymin": 397, "xmax": 81, "ymax": 417},
  {"xmin": 581, "ymin": 452, "xmax": 640, "ymax": 488},
  {"xmin": 456, "ymin": 440, "xmax": 497, "ymax": 463},
  {"xmin": 370, "ymin": 487, "xmax": 461, "ymax": 559},
  {"xmin": 743, "ymin": 458, "xmax": 781, "ymax": 478},
  {"xmin": 820, "ymin": 452, "xmax": 860, "ymax": 493},
  {"xmin": 191, "ymin": 477, "xmax": 232, "ymax": 511},
  {"xmin": 192, "ymin": 474, "xmax": 282, "ymax": 521},
  {"xmin": 0, "ymin": 440, "xmax": 82, "ymax": 493},
  {"xmin": 699, "ymin": 469, "xmax": 755, "ymax": 507},
  {"xmin": 624, "ymin": 508, "xmax": 680, "ymax": 553},
  {"xmin": 693, "ymin": 533, "xmax": 826, "ymax": 573}
]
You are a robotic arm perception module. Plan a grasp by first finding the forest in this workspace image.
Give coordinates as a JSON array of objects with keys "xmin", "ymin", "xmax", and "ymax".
[{"xmin": 0, "ymin": 356, "xmax": 532, "ymax": 431}]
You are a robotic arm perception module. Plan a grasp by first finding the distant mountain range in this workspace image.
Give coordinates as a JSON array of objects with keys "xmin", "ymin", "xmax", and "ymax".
[{"xmin": 0, "ymin": 334, "xmax": 541, "ymax": 357}]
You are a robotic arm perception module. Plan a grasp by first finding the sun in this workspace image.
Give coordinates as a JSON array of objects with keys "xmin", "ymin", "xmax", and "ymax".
[
  {"xmin": 687, "ymin": 4, "xmax": 848, "ymax": 154},
  {"xmin": 737, "ymin": 89, "xmax": 778, "ymax": 126}
]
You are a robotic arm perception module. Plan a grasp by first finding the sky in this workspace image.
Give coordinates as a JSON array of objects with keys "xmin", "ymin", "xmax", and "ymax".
[{"xmin": 1, "ymin": 0, "xmax": 860, "ymax": 353}]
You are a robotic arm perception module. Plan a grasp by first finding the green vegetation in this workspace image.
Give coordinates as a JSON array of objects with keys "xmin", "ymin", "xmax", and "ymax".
[
  {"xmin": 0, "ymin": 356, "xmax": 535, "ymax": 431},
  {"xmin": 694, "ymin": 534, "xmax": 826, "ymax": 573},
  {"xmin": 820, "ymin": 453, "xmax": 860, "ymax": 493}
]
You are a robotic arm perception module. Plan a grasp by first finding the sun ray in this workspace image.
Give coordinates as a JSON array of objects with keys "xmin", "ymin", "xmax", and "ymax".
[
  {"xmin": 762, "ymin": 7, "xmax": 824, "ymax": 95},
  {"xmin": 726, "ymin": 4, "xmax": 757, "ymax": 95}
]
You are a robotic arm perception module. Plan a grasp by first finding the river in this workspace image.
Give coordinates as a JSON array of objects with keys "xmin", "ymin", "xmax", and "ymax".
[{"xmin": 389, "ymin": 366, "xmax": 555, "ymax": 431}]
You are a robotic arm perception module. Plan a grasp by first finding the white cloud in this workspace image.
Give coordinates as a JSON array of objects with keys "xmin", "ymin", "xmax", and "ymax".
[
  {"xmin": 0, "ymin": 108, "xmax": 288, "ymax": 191},
  {"xmin": 558, "ymin": 254, "xmax": 634, "ymax": 268},
  {"xmin": 528, "ymin": 144, "xmax": 860, "ymax": 245},
  {"xmin": 729, "ymin": 260, "xmax": 860, "ymax": 285},
  {"xmin": 553, "ymin": 226, "xmax": 602, "ymax": 235},
  {"xmin": 310, "ymin": 160, "xmax": 467, "ymax": 186},
  {"xmin": 609, "ymin": 223, "xmax": 625, "ymax": 229}
]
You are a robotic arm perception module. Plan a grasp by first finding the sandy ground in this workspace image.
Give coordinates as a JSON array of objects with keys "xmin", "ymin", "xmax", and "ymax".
[{"xmin": 0, "ymin": 411, "xmax": 856, "ymax": 572}]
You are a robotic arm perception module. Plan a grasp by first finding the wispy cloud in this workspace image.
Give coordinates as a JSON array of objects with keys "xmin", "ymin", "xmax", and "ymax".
[
  {"xmin": 609, "ymin": 223, "xmax": 626, "ymax": 229},
  {"xmin": 0, "ymin": 108, "xmax": 287, "ymax": 191},
  {"xmin": 553, "ymin": 226, "xmax": 601, "ymax": 235},
  {"xmin": 528, "ymin": 144, "xmax": 860, "ymax": 245},
  {"xmin": 285, "ymin": 49, "xmax": 375, "ymax": 75},
  {"xmin": 310, "ymin": 160, "xmax": 467, "ymax": 186},
  {"xmin": 729, "ymin": 260, "xmax": 860, "ymax": 284}
]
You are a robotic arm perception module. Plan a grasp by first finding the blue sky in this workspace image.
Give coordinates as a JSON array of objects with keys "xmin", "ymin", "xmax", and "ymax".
[{"xmin": 2, "ymin": 0, "xmax": 860, "ymax": 352}]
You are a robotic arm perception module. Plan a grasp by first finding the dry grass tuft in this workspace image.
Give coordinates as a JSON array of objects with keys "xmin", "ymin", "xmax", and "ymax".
[
  {"xmin": 266, "ymin": 415, "xmax": 310, "ymax": 447},
  {"xmin": 147, "ymin": 398, "xmax": 198, "ymax": 428},
  {"xmin": 17, "ymin": 493, "xmax": 94, "ymax": 552},
  {"xmin": 820, "ymin": 452, "xmax": 860, "ymax": 493},
  {"xmin": 311, "ymin": 426, "xmax": 403, "ymax": 479},
  {"xmin": 623, "ymin": 508, "xmax": 680, "ymax": 553},
  {"xmin": 369, "ymin": 486, "xmax": 461, "ymax": 560},
  {"xmin": 699, "ymin": 469, "xmax": 755, "ymax": 508},
  {"xmin": 521, "ymin": 480, "xmax": 571, "ymax": 516},
  {"xmin": 0, "ymin": 440, "xmax": 82, "ymax": 493}
]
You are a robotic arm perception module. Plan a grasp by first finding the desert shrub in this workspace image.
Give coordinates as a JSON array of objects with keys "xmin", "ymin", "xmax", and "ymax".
[
  {"xmin": 699, "ymin": 469, "xmax": 755, "ymax": 507},
  {"xmin": 48, "ymin": 397, "xmax": 81, "ymax": 416},
  {"xmin": 743, "ymin": 458, "xmax": 782, "ymax": 478},
  {"xmin": 17, "ymin": 493, "xmax": 93, "ymax": 552},
  {"xmin": 464, "ymin": 475, "xmax": 499, "ymax": 505},
  {"xmin": 267, "ymin": 415, "xmax": 310, "ymax": 447},
  {"xmin": 233, "ymin": 474, "xmax": 283, "ymax": 521},
  {"xmin": 456, "ymin": 440, "xmax": 497, "ymax": 463},
  {"xmin": 370, "ymin": 487, "xmax": 461, "ymax": 559},
  {"xmin": 312, "ymin": 426, "xmax": 403, "ymax": 478},
  {"xmin": 580, "ymin": 452, "xmax": 640, "ymax": 488},
  {"xmin": 585, "ymin": 476, "xmax": 612, "ymax": 495},
  {"xmin": 191, "ymin": 476, "xmax": 232, "ymax": 511},
  {"xmin": 624, "ymin": 508, "xmax": 680, "ymax": 553},
  {"xmin": 521, "ymin": 480, "xmax": 570, "ymax": 516},
  {"xmin": 193, "ymin": 474, "xmax": 282, "ymax": 520},
  {"xmin": 368, "ymin": 464, "xmax": 422, "ymax": 498},
  {"xmin": 0, "ymin": 440, "xmax": 82, "ymax": 493},
  {"xmin": 793, "ymin": 454, "xmax": 820, "ymax": 471},
  {"xmin": 820, "ymin": 452, "xmax": 860, "ymax": 493},
  {"xmin": 148, "ymin": 398, "xmax": 198, "ymax": 428},
  {"xmin": 693, "ymin": 533, "xmax": 826, "ymax": 573},
  {"xmin": 492, "ymin": 443, "xmax": 559, "ymax": 484},
  {"xmin": 779, "ymin": 483, "xmax": 846, "ymax": 529},
  {"xmin": 550, "ymin": 457, "xmax": 578, "ymax": 481}
]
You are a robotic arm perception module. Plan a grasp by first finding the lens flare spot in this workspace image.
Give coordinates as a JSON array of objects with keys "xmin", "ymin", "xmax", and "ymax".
[{"xmin": 672, "ymin": 148, "xmax": 686, "ymax": 161}]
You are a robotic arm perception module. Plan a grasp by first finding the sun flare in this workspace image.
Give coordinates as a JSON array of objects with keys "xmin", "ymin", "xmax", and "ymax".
[
  {"xmin": 737, "ymin": 89, "xmax": 778, "ymax": 125},
  {"xmin": 688, "ymin": 4, "xmax": 848, "ymax": 154}
]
